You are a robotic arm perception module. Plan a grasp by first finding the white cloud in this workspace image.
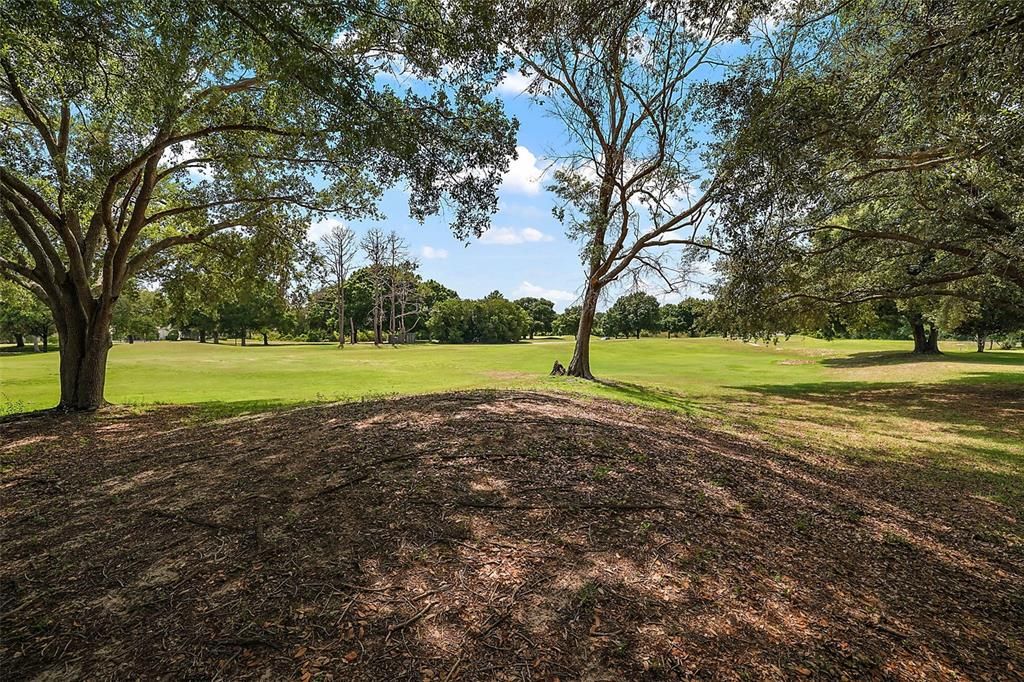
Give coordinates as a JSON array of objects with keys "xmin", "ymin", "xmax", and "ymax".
[
  {"xmin": 420, "ymin": 245, "xmax": 448, "ymax": 260},
  {"xmin": 495, "ymin": 70, "xmax": 534, "ymax": 96},
  {"xmin": 478, "ymin": 226, "xmax": 553, "ymax": 245},
  {"xmin": 308, "ymin": 217, "xmax": 345, "ymax": 242},
  {"xmin": 515, "ymin": 281, "xmax": 576, "ymax": 303},
  {"xmin": 502, "ymin": 145, "xmax": 546, "ymax": 195}
]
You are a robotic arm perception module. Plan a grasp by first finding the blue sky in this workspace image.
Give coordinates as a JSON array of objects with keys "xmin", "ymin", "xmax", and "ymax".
[{"xmin": 309, "ymin": 82, "xmax": 598, "ymax": 311}]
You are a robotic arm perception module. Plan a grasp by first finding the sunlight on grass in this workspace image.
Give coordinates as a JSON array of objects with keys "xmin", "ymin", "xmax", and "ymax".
[{"xmin": 2, "ymin": 336, "xmax": 1022, "ymax": 508}]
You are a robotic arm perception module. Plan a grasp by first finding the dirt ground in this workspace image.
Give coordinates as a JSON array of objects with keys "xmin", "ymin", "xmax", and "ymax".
[{"xmin": 1, "ymin": 391, "xmax": 1022, "ymax": 680}]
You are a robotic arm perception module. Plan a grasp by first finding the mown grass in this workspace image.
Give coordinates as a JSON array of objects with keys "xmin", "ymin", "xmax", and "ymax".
[{"xmin": 2, "ymin": 336, "xmax": 1022, "ymax": 508}]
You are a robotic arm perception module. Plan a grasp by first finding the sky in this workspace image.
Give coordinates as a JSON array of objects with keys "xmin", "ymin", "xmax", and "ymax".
[{"xmin": 306, "ymin": 73, "xmax": 716, "ymax": 312}]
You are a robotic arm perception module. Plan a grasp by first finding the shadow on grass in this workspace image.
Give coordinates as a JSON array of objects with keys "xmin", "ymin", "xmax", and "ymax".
[
  {"xmin": 728, "ymin": 375, "xmax": 1024, "ymax": 507},
  {"xmin": 590, "ymin": 379, "xmax": 701, "ymax": 415},
  {"xmin": 820, "ymin": 349, "xmax": 1024, "ymax": 368}
]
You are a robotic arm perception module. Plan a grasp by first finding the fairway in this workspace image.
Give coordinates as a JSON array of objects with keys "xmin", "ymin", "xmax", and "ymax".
[{"xmin": 4, "ymin": 335, "xmax": 1021, "ymax": 411}]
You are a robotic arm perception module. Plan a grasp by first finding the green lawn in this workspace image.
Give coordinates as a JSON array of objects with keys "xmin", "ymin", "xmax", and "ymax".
[
  {"xmin": 4, "ymin": 335, "xmax": 1020, "ymax": 410},
  {"xmin": 2, "ymin": 335, "xmax": 1021, "ymax": 410},
  {"xmin": 3, "ymin": 336, "xmax": 1023, "ymax": 506}
]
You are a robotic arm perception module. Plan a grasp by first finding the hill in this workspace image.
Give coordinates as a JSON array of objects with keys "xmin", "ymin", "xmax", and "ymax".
[{"xmin": 2, "ymin": 391, "xmax": 1021, "ymax": 679}]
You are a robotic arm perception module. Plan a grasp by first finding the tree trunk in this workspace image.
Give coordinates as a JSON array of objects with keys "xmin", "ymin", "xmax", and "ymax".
[
  {"xmin": 912, "ymin": 320, "xmax": 941, "ymax": 354},
  {"xmin": 127, "ymin": 334, "xmax": 134, "ymax": 344},
  {"xmin": 337, "ymin": 276, "xmax": 346, "ymax": 348},
  {"xmin": 262, "ymin": 332, "xmax": 269, "ymax": 346},
  {"xmin": 635, "ymin": 329, "xmax": 640, "ymax": 339},
  {"xmin": 213, "ymin": 330, "xmax": 219, "ymax": 344},
  {"xmin": 32, "ymin": 335, "xmax": 39, "ymax": 352},
  {"xmin": 567, "ymin": 282, "xmax": 600, "ymax": 380},
  {"xmin": 14, "ymin": 333, "xmax": 25, "ymax": 347},
  {"xmin": 56, "ymin": 308, "xmax": 113, "ymax": 411},
  {"xmin": 350, "ymin": 317, "xmax": 357, "ymax": 345},
  {"xmin": 199, "ymin": 329, "xmax": 206, "ymax": 343},
  {"xmin": 977, "ymin": 334, "xmax": 986, "ymax": 352},
  {"xmin": 241, "ymin": 330, "xmax": 247, "ymax": 347},
  {"xmin": 41, "ymin": 330, "xmax": 48, "ymax": 352}
]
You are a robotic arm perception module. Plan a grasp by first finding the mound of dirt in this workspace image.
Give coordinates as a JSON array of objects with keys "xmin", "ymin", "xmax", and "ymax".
[{"xmin": 1, "ymin": 391, "xmax": 1021, "ymax": 680}]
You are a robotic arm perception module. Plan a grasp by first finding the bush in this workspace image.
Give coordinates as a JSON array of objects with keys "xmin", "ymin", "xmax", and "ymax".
[{"xmin": 166, "ymin": 330, "xmax": 180, "ymax": 341}]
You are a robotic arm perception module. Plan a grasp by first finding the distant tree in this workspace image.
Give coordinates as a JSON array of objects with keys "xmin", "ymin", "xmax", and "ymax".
[
  {"xmin": 514, "ymin": 297, "xmax": 556, "ymax": 339},
  {"xmin": 427, "ymin": 299, "xmax": 475, "ymax": 343},
  {"xmin": 0, "ymin": 279, "xmax": 52, "ymax": 350},
  {"xmin": 604, "ymin": 292, "xmax": 660, "ymax": 339},
  {"xmin": 361, "ymin": 229, "xmax": 389, "ymax": 345},
  {"xmin": 219, "ymin": 278, "xmax": 288, "ymax": 346},
  {"xmin": 111, "ymin": 284, "xmax": 165, "ymax": 343},
  {"xmin": 485, "ymin": 290, "xmax": 506, "ymax": 300},
  {"xmin": 937, "ymin": 281, "xmax": 1024, "ymax": 352},
  {"xmin": 344, "ymin": 268, "xmax": 376, "ymax": 344},
  {"xmin": 417, "ymin": 279, "xmax": 459, "ymax": 336},
  {"xmin": 660, "ymin": 304, "xmax": 686, "ymax": 338},
  {"xmin": 320, "ymin": 223, "xmax": 358, "ymax": 347},
  {"xmin": 554, "ymin": 306, "xmax": 581, "ymax": 337},
  {"xmin": 382, "ymin": 231, "xmax": 415, "ymax": 341},
  {"xmin": 661, "ymin": 298, "xmax": 710, "ymax": 337},
  {"xmin": 428, "ymin": 297, "xmax": 530, "ymax": 343}
]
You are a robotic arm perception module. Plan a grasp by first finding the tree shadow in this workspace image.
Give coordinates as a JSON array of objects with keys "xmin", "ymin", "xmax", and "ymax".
[
  {"xmin": 2, "ymin": 391, "xmax": 1021, "ymax": 679},
  {"xmin": 729, "ymin": 376, "xmax": 1024, "ymax": 504},
  {"xmin": 591, "ymin": 379, "xmax": 701, "ymax": 414},
  {"xmin": 820, "ymin": 349, "xmax": 1024, "ymax": 368}
]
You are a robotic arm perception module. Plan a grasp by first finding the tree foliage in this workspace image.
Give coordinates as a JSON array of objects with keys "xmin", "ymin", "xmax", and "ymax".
[
  {"xmin": 603, "ymin": 292, "xmax": 660, "ymax": 338},
  {"xmin": 428, "ymin": 296, "xmax": 530, "ymax": 343},
  {"xmin": 713, "ymin": 0, "xmax": 1024, "ymax": 342}
]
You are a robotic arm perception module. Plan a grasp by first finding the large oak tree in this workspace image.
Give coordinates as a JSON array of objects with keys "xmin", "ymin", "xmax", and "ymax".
[
  {"xmin": 1, "ymin": 0, "xmax": 515, "ymax": 410},
  {"xmin": 711, "ymin": 0, "xmax": 1024, "ymax": 345}
]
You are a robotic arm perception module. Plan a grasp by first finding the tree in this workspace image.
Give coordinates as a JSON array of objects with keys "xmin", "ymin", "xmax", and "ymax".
[
  {"xmin": 603, "ymin": 292, "xmax": 660, "ymax": 338},
  {"xmin": 428, "ymin": 297, "xmax": 530, "ymax": 343},
  {"xmin": 554, "ymin": 306, "xmax": 581, "ymax": 337},
  {"xmin": 712, "ymin": 1, "xmax": 1024, "ymax": 344},
  {"xmin": 320, "ymin": 223, "xmax": 358, "ymax": 347},
  {"xmin": 662, "ymin": 298, "xmax": 709, "ymax": 337},
  {"xmin": 938, "ymin": 281, "xmax": 1024, "ymax": 352},
  {"xmin": 514, "ymin": 1, "xmax": 778, "ymax": 379},
  {"xmin": 0, "ymin": 279, "xmax": 52, "ymax": 350},
  {"xmin": 514, "ymin": 297, "xmax": 556, "ymax": 338},
  {"xmin": 361, "ymin": 229, "xmax": 388, "ymax": 345},
  {"xmin": 417, "ymin": 279, "xmax": 459, "ymax": 336},
  {"xmin": 219, "ymin": 278, "xmax": 287, "ymax": 346},
  {"xmin": 0, "ymin": 1, "xmax": 516, "ymax": 410},
  {"xmin": 110, "ymin": 283, "xmax": 164, "ymax": 343}
]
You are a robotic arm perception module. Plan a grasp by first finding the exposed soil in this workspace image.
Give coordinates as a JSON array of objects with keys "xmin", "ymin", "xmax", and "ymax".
[{"xmin": 1, "ymin": 391, "xmax": 1021, "ymax": 680}]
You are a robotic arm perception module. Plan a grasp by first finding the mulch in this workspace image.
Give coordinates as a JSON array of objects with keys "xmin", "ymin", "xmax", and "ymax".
[{"xmin": 1, "ymin": 390, "xmax": 1021, "ymax": 680}]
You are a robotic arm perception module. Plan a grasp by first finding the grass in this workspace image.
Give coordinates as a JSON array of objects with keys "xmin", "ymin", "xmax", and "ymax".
[
  {"xmin": 4, "ymin": 335, "xmax": 1015, "ymax": 411},
  {"xmin": 2, "ymin": 335, "xmax": 1023, "ymax": 507}
]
